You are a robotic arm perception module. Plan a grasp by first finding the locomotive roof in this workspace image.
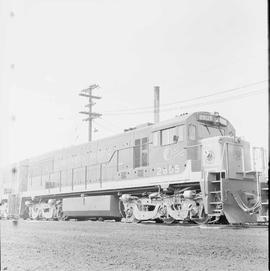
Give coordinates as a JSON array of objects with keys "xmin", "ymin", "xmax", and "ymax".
[{"xmin": 151, "ymin": 112, "xmax": 191, "ymax": 131}]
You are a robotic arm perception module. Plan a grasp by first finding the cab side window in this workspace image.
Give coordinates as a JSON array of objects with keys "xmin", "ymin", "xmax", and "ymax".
[
  {"xmin": 188, "ymin": 124, "xmax": 196, "ymax": 140},
  {"xmin": 153, "ymin": 125, "xmax": 185, "ymax": 146},
  {"xmin": 161, "ymin": 127, "xmax": 177, "ymax": 145}
]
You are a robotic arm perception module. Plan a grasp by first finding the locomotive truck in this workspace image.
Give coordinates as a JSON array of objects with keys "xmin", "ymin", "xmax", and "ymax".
[{"xmin": 0, "ymin": 111, "xmax": 268, "ymax": 224}]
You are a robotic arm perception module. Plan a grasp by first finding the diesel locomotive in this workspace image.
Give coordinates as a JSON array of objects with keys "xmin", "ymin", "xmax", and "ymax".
[{"xmin": 0, "ymin": 111, "xmax": 268, "ymax": 224}]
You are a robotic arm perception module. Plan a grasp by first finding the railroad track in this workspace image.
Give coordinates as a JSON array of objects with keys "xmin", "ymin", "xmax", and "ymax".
[{"xmin": 4, "ymin": 217, "xmax": 268, "ymax": 229}]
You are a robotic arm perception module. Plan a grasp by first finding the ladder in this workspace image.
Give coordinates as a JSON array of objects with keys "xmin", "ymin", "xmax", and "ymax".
[{"xmin": 207, "ymin": 172, "xmax": 225, "ymax": 216}]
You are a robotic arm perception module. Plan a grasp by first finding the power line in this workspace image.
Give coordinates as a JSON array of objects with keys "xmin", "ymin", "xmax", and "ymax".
[
  {"xmin": 102, "ymin": 80, "xmax": 268, "ymax": 114},
  {"xmin": 103, "ymin": 88, "xmax": 267, "ymax": 116},
  {"xmin": 176, "ymin": 88, "xmax": 267, "ymax": 112}
]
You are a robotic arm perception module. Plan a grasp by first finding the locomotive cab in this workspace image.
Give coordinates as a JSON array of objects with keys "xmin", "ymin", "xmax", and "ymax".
[
  {"xmin": 184, "ymin": 112, "xmax": 235, "ymax": 170},
  {"xmin": 187, "ymin": 112, "xmax": 235, "ymax": 142}
]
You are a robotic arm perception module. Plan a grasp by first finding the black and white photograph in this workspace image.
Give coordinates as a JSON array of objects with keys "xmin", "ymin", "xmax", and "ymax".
[{"xmin": 0, "ymin": 0, "xmax": 268, "ymax": 270}]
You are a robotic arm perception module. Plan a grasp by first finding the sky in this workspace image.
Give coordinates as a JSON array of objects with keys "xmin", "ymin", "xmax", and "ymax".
[{"xmin": 0, "ymin": 0, "xmax": 268, "ymax": 167}]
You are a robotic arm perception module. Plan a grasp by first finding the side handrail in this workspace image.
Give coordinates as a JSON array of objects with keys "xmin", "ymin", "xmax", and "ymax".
[
  {"xmin": 37, "ymin": 142, "xmax": 153, "ymax": 187},
  {"xmin": 184, "ymin": 144, "xmax": 202, "ymax": 149}
]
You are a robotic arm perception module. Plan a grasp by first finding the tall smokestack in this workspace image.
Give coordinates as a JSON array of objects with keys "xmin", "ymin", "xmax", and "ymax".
[{"xmin": 154, "ymin": 86, "xmax": 160, "ymax": 123}]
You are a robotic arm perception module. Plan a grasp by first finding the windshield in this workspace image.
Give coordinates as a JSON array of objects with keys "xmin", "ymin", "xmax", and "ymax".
[{"xmin": 198, "ymin": 124, "xmax": 224, "ymax": 138}]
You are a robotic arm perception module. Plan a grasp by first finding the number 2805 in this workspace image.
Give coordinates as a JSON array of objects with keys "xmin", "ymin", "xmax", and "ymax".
[{"xmin": 156, "ymin": 165, "xmax": 180, "ymax": 176}]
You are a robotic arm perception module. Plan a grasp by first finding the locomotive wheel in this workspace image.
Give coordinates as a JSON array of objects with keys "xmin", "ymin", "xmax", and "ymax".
[
  {"xmin": 56, "ymin": 206, "xmax": 64, "ymax": 221},
  {"xmin": 118, "ymin": 200, "xmax": 126, "ymax": 218},
  {"xmin": 42, "ymin": 207, "xmax": 55, "ymax": 220},
  {"xmin": 133, "ymin": 218, "xmax": 141, "ymax": 223},
  {"xmin": 192, "ymin": 215, "xmax": 210, "ymax": 225},
  {"xmin": 124, "ymin": 208, "xmax": 139, "ymax": 223},
  {"xmin": 22, "ymin": 207, "xmax": 30, "ymax": 220},
  {"xmin": 154, "ymin": 218, "xmax": 164, "ymax": 224},
  {"xmin": 31, "ymin": 206, "xmax": 40, "ymax": 220},
  {"xmin": 162, "ymin": 217, "xmax": 175, "ymax": 225},
  {"xmin": 191, "ymin": 201, "xmax": 210, "ymax": 224},
  {"xmin": 192, "ymin": 208, "xmax": 210, "ymax": 224}
]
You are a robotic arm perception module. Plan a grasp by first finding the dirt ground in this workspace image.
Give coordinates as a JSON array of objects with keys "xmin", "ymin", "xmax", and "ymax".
[{"xmin": 0, "ymin": 219, "xmax": 268, "ymax": 271}]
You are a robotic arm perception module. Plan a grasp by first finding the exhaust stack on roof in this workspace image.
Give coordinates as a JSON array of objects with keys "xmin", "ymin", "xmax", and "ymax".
[{"xmin": 154, "ymin": 86, "xmax": 160, "ymax": 123}]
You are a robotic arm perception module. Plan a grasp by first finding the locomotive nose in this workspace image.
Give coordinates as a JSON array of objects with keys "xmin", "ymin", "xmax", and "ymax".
[{"xmin": 200, "ymin": 136, "xmax": 223, "ymax": 171}]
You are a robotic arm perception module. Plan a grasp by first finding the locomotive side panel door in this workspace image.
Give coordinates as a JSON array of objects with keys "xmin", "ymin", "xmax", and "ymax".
[
  {"xmin": 186, "ymin": 123, "xmax": 201, "ymax": 171},
  {"xmin": 226, "ymin": 143, "xmax": 244, "ymax": 179},
  {"xmin": 132, "ymin": 136, "xmax": 149, "ymax": 178},
  {"xmin": 133, "ymin": 137, "xmax": 149, "ymax": 169}
]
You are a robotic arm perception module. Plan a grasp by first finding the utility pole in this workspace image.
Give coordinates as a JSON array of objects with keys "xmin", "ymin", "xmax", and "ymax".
[{"xmin": 79, "ymin": 84, "xmax": 102, "ymax": 142}]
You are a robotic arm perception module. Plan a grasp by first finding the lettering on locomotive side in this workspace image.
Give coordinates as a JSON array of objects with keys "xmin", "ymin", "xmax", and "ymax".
[{"xmin": 156, "ymin": 164, "xmax": 180, "ymax": 176}]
